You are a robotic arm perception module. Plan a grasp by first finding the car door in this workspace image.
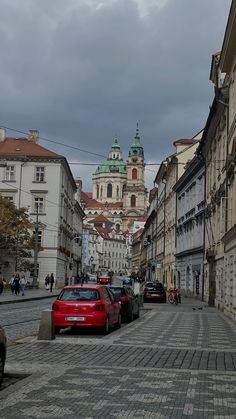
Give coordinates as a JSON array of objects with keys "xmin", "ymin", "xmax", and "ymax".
[
  {"xmin": 107, "ymin": 288, "xmax": 119, "ymax": 324},
  {"xmin": 103, "ymin": 288, "xmax": 115, "ymax": 324}
]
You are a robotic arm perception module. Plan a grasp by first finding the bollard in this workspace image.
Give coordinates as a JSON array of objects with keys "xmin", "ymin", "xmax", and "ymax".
[{"xmin": 38, "ymin": 309, "xmax": 55, "ymax": 340}]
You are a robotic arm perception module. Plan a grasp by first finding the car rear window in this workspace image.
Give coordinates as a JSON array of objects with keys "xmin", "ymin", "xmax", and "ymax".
[
  {"xmin": 145, "ymin": 283, "xmax": 163, "ymax": 290},
  {"xmin": 110, "ymin": 287, "xmax": 125, "ymax": 297},
  {"xmin": 59, "ymin": 288, "xmax": 99, "ymax": 301}
]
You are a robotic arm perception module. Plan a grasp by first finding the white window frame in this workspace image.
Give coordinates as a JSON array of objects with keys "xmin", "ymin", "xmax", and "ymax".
[
  {"xmin": 35, "ymin": 166, "xmax": 45, "ymax": 182},
  {"xmin": 33, "ymin": 196, "xmax": 45, "ymax": 213},
  {"xmin": 5, "ymin": 165, "xmax": 15, "ymax": 181}
]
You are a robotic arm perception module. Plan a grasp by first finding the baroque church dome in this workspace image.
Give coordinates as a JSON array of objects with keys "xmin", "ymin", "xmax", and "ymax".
[{"xmin": 95, "ymin": 139, "xmax": 126, "ymax": 174}]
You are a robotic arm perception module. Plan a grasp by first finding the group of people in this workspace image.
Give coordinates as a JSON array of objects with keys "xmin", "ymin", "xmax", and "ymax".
[
  {"xmin": 9, "ymin": 274, "xmax": 27, "ymax": 296},
  {"xmin": 44, "ymin": 273, "xmax": 55, "ymax": 292}
]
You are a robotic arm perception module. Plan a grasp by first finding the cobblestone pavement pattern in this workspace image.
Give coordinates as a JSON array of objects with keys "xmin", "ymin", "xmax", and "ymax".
[{"xmin": 1, "ymin": 299, "xmax": 236, "ymax": 418}]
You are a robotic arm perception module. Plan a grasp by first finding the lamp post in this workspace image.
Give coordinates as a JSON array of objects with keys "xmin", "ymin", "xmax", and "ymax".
[{"xmin": 32, "ymin": 203, "xmax": 39, "ymax": 288}]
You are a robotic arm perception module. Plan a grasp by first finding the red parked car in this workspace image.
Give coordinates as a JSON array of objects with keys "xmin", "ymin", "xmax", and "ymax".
[
  {"xmin": 97, "ymin": 271, "xmax": 112, "ymax": 285},
  {"xmin": 52, "ymin": 285, "xmax": 121, "ymax": 334}
]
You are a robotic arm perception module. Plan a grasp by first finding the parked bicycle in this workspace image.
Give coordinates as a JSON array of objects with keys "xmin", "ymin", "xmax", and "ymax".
[{"xmin": 168, "ymin": 288, "xmax": 181, "ymax": 305}]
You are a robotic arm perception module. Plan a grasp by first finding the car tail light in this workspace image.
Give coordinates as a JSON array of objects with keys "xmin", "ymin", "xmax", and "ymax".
[
  {"xmin": 120, "ymin": 296, "xmax": 129, "ymax": 302},
  {"xmin": 52, "ymin": 302, "xmax": 60, "ymax": 311},
  {"xmin": 93, "ymin": 303, "xmax": 105, "ymax": 312}
]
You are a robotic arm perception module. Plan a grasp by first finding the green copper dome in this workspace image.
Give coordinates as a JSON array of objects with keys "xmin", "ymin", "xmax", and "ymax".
[
  {"xmin": 111, "ymin": 138, "xmax": 120, "ymax": 150},
  {"xmin": 95, "ymin": 159, "xmax": 126, "ymax": 174},
  {"xmin": 129, "ymin": 124, "xmax": 144, "ymax": 156}
]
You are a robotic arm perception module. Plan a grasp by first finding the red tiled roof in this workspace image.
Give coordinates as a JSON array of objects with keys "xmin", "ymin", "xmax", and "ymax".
[
  {"xmin": 81, "ymin": 191, "xmax": 123, "ymax": 210},
  {"xmin": 95, "ymin": 226, "xmax": 112, "ymax": 237},
  {"xmin": 0, "ymin": 138, "xmax": 62, "ymax": 158},
  {"xmin": 88, "ymin": 214, "xmax": 114, "ymax": 224}
]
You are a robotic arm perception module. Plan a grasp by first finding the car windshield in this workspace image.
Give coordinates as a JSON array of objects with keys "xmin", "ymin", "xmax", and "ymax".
[
  {"xmin": 59, "ymin": 288, "xmax": 99, "ymax": 301},
  {"xmin": 110, "ymin": 287, "xmax": 124, "ymax": 297}
]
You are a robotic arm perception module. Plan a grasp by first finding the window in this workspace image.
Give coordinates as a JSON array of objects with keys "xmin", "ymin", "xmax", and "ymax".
[
  {"xmin": 116, "ymin": 186, "xmax": 119, "ymax": 197},
  {"xmin": 34, "ymin": 197, "xmax": 44, "ymax": 213},
  {"xmin": 107, "ymin": 183, "xmax": 112, "ymax": 198},
  {"xmin": 131, "ymin": 195, "xmax": 136, "ymax": 207},
  {"xmin": 132, "ymin": 168, "xmax": 138, "ymax": 180},
  {"xmin": 35, "ymin": 167, "xmax": 45, "ymax": 182},
  {"xmin": 101, "ymin": 185, "xmax": 103, "ymax": 198},
  {"xmin": 5, "ymin": 166, "xmax": 15, "ymax": 181},
  {"xmin": 97, "ymin": 185, "xmax": 99, "ymax": 199}
]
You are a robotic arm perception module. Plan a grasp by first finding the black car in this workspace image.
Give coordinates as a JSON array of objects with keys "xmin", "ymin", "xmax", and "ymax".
[
  {"xmin": 110, "ymin": 286, "xmax": 139, "ymax": 322},
  {"xmin": 143, "ymin": 281, "xmax": 166, "ymax": 303},
  {"xmin": 0, "ymin": 324, "xmax": 7, "ymax": 387},
  {"xmin": 121, "ymin": 276, "xmax": 133, "ymax": 286}
]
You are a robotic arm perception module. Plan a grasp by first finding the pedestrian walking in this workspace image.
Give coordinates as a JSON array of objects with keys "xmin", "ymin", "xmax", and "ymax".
[
  {"xmin": 19, "ymin": 275, "xmax": 27, "ymax": 296},
  {"xmin": 49, "ymin": 273, "xmax": 54, "ymax": 292},
  {"xmin": 13, "ymin": 274, "xmax": 20, "ymax": 295},
  {"xmin": 9, "ymin": 275, "xmax": 15, "ymax": 294},
  {"xmin": 45, "ymin": 274, "xmax": 50, "ymax": 290},
  {"xmin": 81, "ymin": 272, "xmax": 85, "ymax": 285}
]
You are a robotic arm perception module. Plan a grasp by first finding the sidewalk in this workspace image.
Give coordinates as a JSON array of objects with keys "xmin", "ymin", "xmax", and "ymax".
[
  {"xmin": 2, "ymin": 300, "xmax": 236, "ymax": 418},
  {"xmin": 0, "ymin": 288, "xmax": 60, "ymax": 305}
]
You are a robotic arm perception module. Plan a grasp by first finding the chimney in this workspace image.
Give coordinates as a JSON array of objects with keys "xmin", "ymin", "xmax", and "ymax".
[
  {"xmin": 0, "ymin": 128, "xmax": 6, "ymax": 142},
  {"xmin": 28, "ymin": 129, "xmax": 39, "ymax": 143}
]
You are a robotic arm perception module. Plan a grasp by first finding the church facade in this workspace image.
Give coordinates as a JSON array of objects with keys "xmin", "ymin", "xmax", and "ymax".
[{"xmin": 81, "ymin": 127, "xmax": 147, "ymax": 232}]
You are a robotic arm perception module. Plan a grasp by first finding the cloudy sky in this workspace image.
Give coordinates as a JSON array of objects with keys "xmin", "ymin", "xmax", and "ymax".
[{"xmin": 0, "ymin": 0, "xmax": 231, "ymax": 190}]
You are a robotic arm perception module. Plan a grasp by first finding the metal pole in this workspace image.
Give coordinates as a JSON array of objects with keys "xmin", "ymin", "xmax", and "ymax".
[{"xmin": 33, "ymin": 203, "xmax": 39, "ymax": 288}]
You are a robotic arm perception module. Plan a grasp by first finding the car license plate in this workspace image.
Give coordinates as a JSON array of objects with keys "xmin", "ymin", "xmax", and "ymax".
[
  {"xmin": 66, "ymin": 316, "xmax": 85, "ymax": 321},
  {"xmin": 151, "ymin": 294, "xmax": 158, "ymax": 297}
]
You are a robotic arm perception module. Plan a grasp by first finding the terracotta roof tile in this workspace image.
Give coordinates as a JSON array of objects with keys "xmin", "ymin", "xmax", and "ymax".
[
  {"xmin": 88, "ymin": 214, "xmax": 114, "ymax": 224},
  {"xmin": 0, "ymin": 138, "xmax": 62, "ymax": 158}
]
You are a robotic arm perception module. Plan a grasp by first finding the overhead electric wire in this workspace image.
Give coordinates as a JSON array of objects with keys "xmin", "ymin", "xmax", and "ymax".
[{"xmin": 0, "ymin": 124, "xmax": 107, "ymax": 159}]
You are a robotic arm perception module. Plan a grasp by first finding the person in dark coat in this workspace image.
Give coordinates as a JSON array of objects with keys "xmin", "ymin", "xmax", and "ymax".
[
  {"xmin": 49, "ymin": 273, "xmax": 54, "ymax": 292},
  {"xmin": 13, "ymin": 274, "xmax": 20, "ymax": 295},
  {"xmin": 45, "ymin": 274, "xmax": 50, "ymax": 290}
]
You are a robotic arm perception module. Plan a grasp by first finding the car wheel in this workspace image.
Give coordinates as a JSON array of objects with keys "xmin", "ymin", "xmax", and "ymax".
[
  {"xmin": 54, "ymin": 326, "xmax": 61, "ymax": 334},
  {"xmin": 0, "ymin": 351, "xmax": 5, "ymax": 387},
  {"xmin": 102, "ymin": 317, "xmax": 110, "ymax": 335}
]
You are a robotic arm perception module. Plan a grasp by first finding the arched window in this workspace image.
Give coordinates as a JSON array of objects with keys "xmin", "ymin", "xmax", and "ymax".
[
  {"xmin": 116, "ymin": 186, "xmax": 119, "ymax": 197},
  {"xmin": 132, "ymin": 168, "xmax": 138, "ymax": 180},
  {"xmin": 100, "ymin": 185, "xmax": 103, "ymax": 198},
  {"xmin": 107, "ymin": 183, "xmax": 112, "ymax": 198},
  {"xmin": 131, "ymin": 195, "xmax": 136, "ymax": 207},
  {"xmin": 96, "ymin": 185, "xmax": 99, "ymax": 199},
  {"xmin": 115, "ymin": 223, "xmax": 120, "ymax": 233}
]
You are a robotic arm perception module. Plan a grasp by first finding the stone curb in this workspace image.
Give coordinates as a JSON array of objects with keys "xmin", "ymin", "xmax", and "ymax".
[{"xmin": 0, "ymin": 294, "xmax": 60, "ymax": 305}]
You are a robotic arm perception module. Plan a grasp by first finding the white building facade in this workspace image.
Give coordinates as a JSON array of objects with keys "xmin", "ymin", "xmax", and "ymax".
[{"xmin": 0, "ymin": 129, "xmax": 84, "ymax": 287}]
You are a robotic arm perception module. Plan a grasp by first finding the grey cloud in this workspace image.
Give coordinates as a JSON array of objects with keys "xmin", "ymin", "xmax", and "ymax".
[{"xmin": 0, "ymin": 0, "xmax": 231, "ymax": 190}]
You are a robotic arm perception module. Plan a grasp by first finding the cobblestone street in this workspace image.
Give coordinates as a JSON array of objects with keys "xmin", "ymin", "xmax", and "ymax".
[{"xmin": 1, "ymin": 300, "xmax": 236, "ymax": 418}]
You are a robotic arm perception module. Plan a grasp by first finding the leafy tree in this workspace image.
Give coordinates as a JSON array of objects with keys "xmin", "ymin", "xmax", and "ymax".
[{"xmin": 0, "ymin": 196, "xmax": 34, "ymax": 271}]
